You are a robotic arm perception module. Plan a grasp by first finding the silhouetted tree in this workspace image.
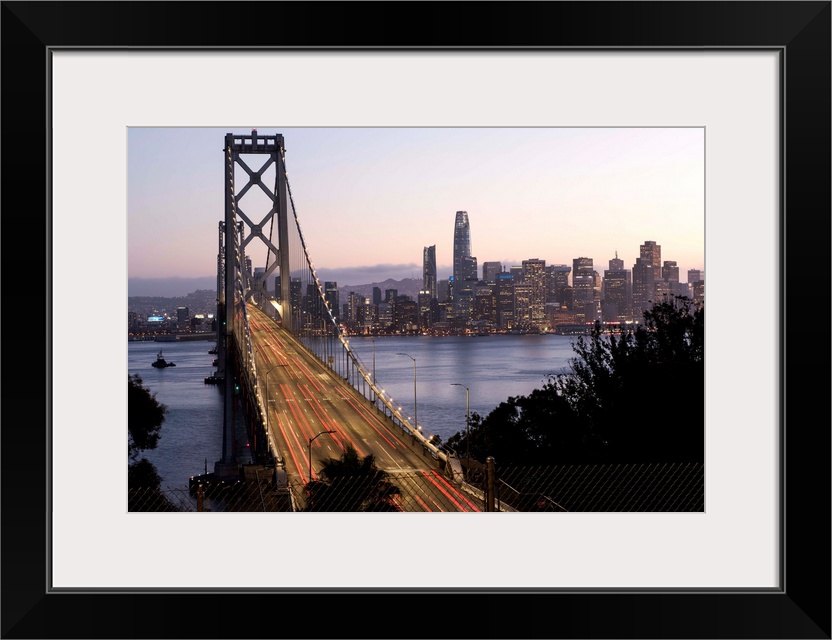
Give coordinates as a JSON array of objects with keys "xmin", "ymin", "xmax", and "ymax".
[
  {"xmin": 128, "ymin": 373, "xmax": 166, "ymax": 463},
  {"xmin": 128, "ymin": 374, "xmax": 178, "ymax": 510},
  {"xmin": 304, "ymin": 444, "xmax": 400, "ymax": 511},
  {"xmin": 446, "ymin": 297, "xmax": 704, "ymax": 465},
  {"xmin": 556, "ymin": 296, "xmax": 704, "ymax": 462}
]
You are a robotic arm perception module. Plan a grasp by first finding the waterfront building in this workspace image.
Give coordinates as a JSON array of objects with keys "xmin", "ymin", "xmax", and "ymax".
[
  {"xmin": 177, "ymin": 306, "xmax": 190, "ymax": 330},
  {"xmin": 377, "ymin": 302, "xmax": 393, "ymax": 330},
  {"xmin": 394, "ymin": 296, "xmax": 419, "ymax": 332},
  {"xmin": 547, "ymin": 304, "xmax": 578, "ymax": 330}
]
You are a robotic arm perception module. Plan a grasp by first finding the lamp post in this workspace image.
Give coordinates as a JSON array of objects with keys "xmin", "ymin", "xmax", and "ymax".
[
  {"xmin": 308, "ymin": 430, "xmax": 335, "ymax": 484},
  {"xmin": 396, "ymin": 352, "xmax": 416, "ymax": 435},
  {"xmin": 451, "ymin": 383, "xmax": 470, "ymax": 476}
]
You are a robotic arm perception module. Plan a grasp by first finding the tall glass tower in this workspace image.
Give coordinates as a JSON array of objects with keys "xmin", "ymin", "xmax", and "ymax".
[{"xmin": 452, "ymin": 210, "xmax": 471, "ymax": 296}]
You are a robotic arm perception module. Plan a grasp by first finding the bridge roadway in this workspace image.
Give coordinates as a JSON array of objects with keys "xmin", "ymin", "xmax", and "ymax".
[{"xmin": 246, "ymin": 305, "xmax": 481, "ymax": 512}]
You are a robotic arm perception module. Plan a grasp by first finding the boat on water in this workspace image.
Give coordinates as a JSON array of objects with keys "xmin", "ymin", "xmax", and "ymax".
[
  {"xmin": 208, "ymin": 345, "xmax": 218, "ymax": 355},
  {"xmin": 152, "ymin": 350, "xmax": 176, "ymax": 368}
]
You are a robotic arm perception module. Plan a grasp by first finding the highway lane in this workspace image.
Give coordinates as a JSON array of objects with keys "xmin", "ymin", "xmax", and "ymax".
[{"xmin": 246, "ymin": 305, "xmax": 481, "ymax": 512}]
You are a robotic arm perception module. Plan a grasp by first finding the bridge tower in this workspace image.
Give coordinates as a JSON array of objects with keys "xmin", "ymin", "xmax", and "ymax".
[{"xmin": 216, "ymin": 130, "xmax": 291, "ymax": 478}]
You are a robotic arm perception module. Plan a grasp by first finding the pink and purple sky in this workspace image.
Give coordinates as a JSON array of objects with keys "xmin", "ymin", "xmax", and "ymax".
[{"xmin": 128, "ymin": 127, "xmax": 704, "ymax": 292}]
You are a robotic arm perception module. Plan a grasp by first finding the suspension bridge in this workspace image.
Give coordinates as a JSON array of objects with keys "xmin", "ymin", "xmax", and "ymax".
[{"xmin": 212, "ymin": 130, "xmax": 482, "ymax": 512}]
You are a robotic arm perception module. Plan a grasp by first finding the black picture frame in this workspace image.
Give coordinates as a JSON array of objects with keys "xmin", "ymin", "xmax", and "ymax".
[{"xmin": 2, "ymin": 2, "xmax": 829, "ymax": 638}]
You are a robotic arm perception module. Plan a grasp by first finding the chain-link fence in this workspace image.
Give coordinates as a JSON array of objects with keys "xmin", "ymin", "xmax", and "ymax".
[
  {"xmin": 128, "ymin": 461, "xmax": 703, "ymax": 512},
  {"xmin": 479, "ymin": 461, "xmax": 704, "ymax": 512}
]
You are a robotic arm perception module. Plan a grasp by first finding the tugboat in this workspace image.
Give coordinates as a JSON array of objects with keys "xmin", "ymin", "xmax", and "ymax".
[{"xmin": 152, "ymin": 350, "xmax": 176, "ymax": 368}]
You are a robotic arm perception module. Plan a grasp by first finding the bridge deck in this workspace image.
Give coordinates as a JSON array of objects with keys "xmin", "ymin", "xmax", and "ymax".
[{"xmin": 247, "ymin": 306, "xmax": 478, "ymax": 512}]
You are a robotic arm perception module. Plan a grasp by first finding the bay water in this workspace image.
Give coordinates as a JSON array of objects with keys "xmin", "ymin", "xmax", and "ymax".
[{"xmin": 128, "ymin": 334, "xmax": 579, "ymax": 488}]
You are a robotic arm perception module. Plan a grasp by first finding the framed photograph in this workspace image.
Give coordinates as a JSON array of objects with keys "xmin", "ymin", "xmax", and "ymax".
[{"xmin": 3, "ymin": 2, "xmax": 829, "ymax": 638}]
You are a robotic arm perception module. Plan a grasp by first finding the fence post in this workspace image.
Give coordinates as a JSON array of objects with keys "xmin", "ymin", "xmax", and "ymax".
[
  {"xmin": 485, "ymin": 456, "xmax": 496, "ymax": 512},
  {"xmin": 197, "ymin": 483, "xmax": 204, "ymax": 512}
]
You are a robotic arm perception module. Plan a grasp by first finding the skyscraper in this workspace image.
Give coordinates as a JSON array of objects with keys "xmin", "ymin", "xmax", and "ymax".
[
  {"xmin": 482, "ymin": 261, "xmax": 502, "ymax": 284},
  {"xmin": 572, "ymin": 257, "xmax": 594, "ymax": 305},
  {"xmin": 423, "ymin": 245, "xmax": 437, "ymax": 299},
  {"xmin": 452, "ymin": 211, "xmax": 472, "ymax": 285},
  {"xmin": 632, "ymin": 258, "xmax": 656, "ymax": 316},
  {"xmin": 663, "ymin": 261, "xmax": 679, "ymax": 282},
  {"xmin": 495, "ymin": 271, "xmax": 515, "ymax": 329},
  {"xmin": 324, "ymin": 282, "xmax": 339, "ymax": 323},
  {"xmin": 522, "ymin": 258, "xmax": 547, "ymax": 328},
  {"xmin": 177, "ymin": 306, "xmax": 190, "ymax": 330},
  {"xmin": 452, "ymin": 211, "xmax": 476, "ymax": 321},
  {"xmin": 603, "ymin": 254, "xmax": 631, "ymax": 322},
  {"xmin": 546, "ymin": 264, "xmax": 572, "ymax": 305},
  {"xmin": 640, "ymin": 240, "xmax": 662, "ymax": 280},
  {"xmin": 451, "ymin": 211, "xmax": 471, "ymax": 301}
]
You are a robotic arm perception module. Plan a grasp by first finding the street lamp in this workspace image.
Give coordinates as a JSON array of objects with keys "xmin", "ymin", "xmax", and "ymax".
[
  {"xmin": 451, "ymin": 383, "xmax": 470, "ymax": 475},
  {"xmin": 396, "ymin": 352, "xmax": 416, "ymax": 436},
  {"xmin": 308, "ymin": 430, "xmax": 335, "ymax": 484}
]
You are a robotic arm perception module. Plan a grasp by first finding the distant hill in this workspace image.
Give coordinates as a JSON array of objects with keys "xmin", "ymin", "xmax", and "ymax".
[
  {"xmin": 127, "ymin": 276, "xmax": 424, "ymax": 315},
  {"xmin": 128, "ymin": 289, "xmax": 217, "ymax": 316},
  {"xmin": 337, "ymin": 278, "xmax": 422, "ymax": 302},
  {"xmin": 129, "ymin": 276, "xmax": 216, "ymax": 297}
]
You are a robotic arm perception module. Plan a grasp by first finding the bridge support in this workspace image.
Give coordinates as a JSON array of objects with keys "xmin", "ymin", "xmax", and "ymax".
[{"xmin": 216, "ymin": 130, "xmax": 293, "ymax": 479}]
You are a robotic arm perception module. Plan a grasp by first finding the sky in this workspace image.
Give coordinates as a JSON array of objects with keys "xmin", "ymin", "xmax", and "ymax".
[{"xmin": 128, "ymin": 127, "xmax": 704, "ymax": 291}]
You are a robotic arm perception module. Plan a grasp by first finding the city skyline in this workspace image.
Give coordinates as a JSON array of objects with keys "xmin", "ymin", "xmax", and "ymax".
[{"xmin": 128, "ymin": 127, "xmax": 704, "ymax": 289}]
